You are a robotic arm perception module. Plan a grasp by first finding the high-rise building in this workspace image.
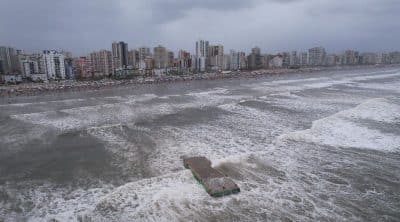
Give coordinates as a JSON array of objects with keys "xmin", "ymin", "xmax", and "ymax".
[
  {"xmin": 344, "ymin": 50, "xmax": 359, "ymax": 65},
  {"xmin": 138, "ymin": 47, "xmax": 151, "ymax": 61},
  {"xmin": 42, "ymin": 50, "xmax": 66, "ymax": 80},
  {"xmin": 222, "ymin": 54, "xmax": 231, "ymax": 70},
  {"xmin": 195, "ymin": 40, "xmax": 209, "ymax": 72},
  {"xmin": 376, "ymin": 53, "xmax": 389, "ymax": 64},
  {"xmin": 208, "ymin": 45, "xmax": 224, "ymax": 57},
  {"xmin": 128, "ymin": 49, "xmax": 139, "ymax": 68},
  {"xmin": 251, "ymin": 47, "xmax": 261, "ymax": 55},
  {"xmin": 196, "ymin": 40, "xmax": 209, "ymax": 57},
  {"xmin": 112, "ymin": 41, "xmax": 128, "ymax": 71},
  {"xmin": 239, "ymin": 52, "xmax": 247, "ymax": 70},
  {"xmin": 19, "ymin": 53, "xmax": 46, "ymax": 78},
  {"xmin": 308, "ymin": 47, "xmax": 326, "ymax": 66},
  {"xmin": 282, "ymin": 52, "xmax": 291, "ymax": 67},
  {"xmin": 153, "ymin": 45, "xmax": 168, "ymax": 69},
  {"xmin": 168, "ymin": 51, "xmax": 174, "ymax": 68},
  {"xmin": 389, "ymin": 51, "xmax": 400, "ymax": 64},
  {"xmin": 326, "ymin": 54, "xmax": 340, "ymax": 66},
  {"xmin": 64, "ymin": 58, "xmax": 74, "ymax": 79},
  {"xmin": 300, "ymin": 52, "xmax": 308, "ymax": 66},
  {"xmin": 230, "ymin": 50, "xmax": 240, "ymax": 70},
  {"xmin": 269, "ymin": 55, "xmax": 283, "ymax": 68},
  {"xmin": 360, "ymin": 53, "xmax": 377, "ymax": 65},
  {"xmin": 178, "ymin": 50, "xmax": 191, "ymax": 70},
  {"xmin": 73, "ymin": 56, "xmax": 92, "ymax": 79},
  {"xmin": 139, "ymin": 57, "xmax": 154, "ymax": 71},
  {"xmin": 90, "ymin": 50, "xmax": 112, "ymax": 76},
  {"xmin": 0, "ymin": 46, "xmax": 19, "ymax": 74},
  {"xmin": 290, "ymin": 51, "xmax": 300, "ymax": 66},
  {"xmin": 0, "ymin": 60, "xmax": 3, "ymax": 74},
  {"xmin": 247, "ymin": 47, "xmax": 263, "ymax": 70},
  {"xmin": 60, "ymin": 50, "xmax": 73, "ymax": 59},
  {"xmin": 208, "ymin": 45, "xmax": 224, "ymax": 70}
]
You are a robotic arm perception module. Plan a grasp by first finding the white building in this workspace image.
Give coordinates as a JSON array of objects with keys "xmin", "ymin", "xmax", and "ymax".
[
  {"xmin": 270, "ymin": 55, "xmax": 283, "ymax": 68},
  {"xmin": 230, "ymin": 50, "xmax": 239, "ymax": 70},
  {"xmin": 308, "ymin": 47, "xmax": 326, "ymax": 66},
  {"xmin": 222, "ymin": 54, "xmax": 231, "ymax": 70},
  {"xmin": 195, "ymin": 57, "xmax": 207, "ymax": 72},
  {"xmin": 0, "ymin": 46, "xmax": 19, "ymax": 74},
  {"xmin": 290, "ymin": 51, "xmax": 299, "ymax": 66},
  {"xmin": 42, "ymin": 50, "xmax": 66, "ymax": 80},
  {"xmin": 300, "ymin": 52, "xmax": 308, "ymax": 66},
  {"xmin": 195, "ymin": 40, "xmax": 209, "ymax": 72}
]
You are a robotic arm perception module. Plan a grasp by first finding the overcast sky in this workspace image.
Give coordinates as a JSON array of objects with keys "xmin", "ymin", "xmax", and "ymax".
[{"xmin": 1, "ymin": 0, "xmax": 399, "ymax": 56}]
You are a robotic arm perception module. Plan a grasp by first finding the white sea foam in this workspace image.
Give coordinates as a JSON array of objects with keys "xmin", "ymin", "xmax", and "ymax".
[
  {"xmin": 248, "ymin": 71, "xmax": 400, "ymax": 95},
  {"xmin": 356, "ymin": 81, "xmax": 400, "ymax": 93},
  {"xmin": 279, "ymin": 98, "xmax": 400, "ymax": 151},
  {"xmin": 2, "ymin": 68, "xmax": 400, "ymax": 221},
  {"xmin": 9, "ymin": 88, "xmax": 247, "ymax": 131}
]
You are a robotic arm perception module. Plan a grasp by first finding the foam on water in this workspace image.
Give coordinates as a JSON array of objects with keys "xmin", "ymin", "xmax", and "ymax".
[
  {"xmin": 9, "ymin": 88, "xmax": 248, "ymax": 131},
  {"xmin": 2, "ymin": 68, "xmax": 400, "ymax": 221},
  {"xmin": 279, "ymin": 98, "xmax": 400, "ymax": 152}
]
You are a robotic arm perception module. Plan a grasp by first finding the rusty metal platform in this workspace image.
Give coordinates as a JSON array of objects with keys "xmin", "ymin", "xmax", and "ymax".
[{"xmin": 183, "ymin": 156, "xmax": 240, "ymax": 197}]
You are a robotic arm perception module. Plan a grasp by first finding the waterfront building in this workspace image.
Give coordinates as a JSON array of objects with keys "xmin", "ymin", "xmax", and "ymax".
[
  {"xmin": 195, "ymin": 40, "xmax": 209, "ymax": 72},
  {"xmin": 290, "ymin": 51, "xmax": 300, "ymax": 66},
  {"xmin": 239, "ymin": 52, "xmax": 247, "ymax": 70},
  {"xmin": 196, "ymin": 40, "xmax": 209, "ymax": 57},
  {"xmin": 208, "ymin": 45, "xmax": 224, "ymax": 57},
  {"xmin": 389, "ymin": 51, "xmax": 400, "ymax": 64},
  {"xmin": 138, "ymin": 47, "xmax": 151, "ymax": 61},
  {"xmin": 229, "ymin": 50, "xmax": 246, "ymax": 70},
  {"xmin": 64, "ymin": 58, "xmax": 74, "ymax": 79},
  {"xmin": 90, "ymin": 50, "xmax": 112, "ymax": 77},
  {"xmin": 230, "ymin": 50, "xmax": 240, "ymax": 70},
  {"xmin": 208, "ymin": 45, "xmax": 224, "ymax": 70},
  {"xmin": 60, "ymin": 50, "xmax": 73, "ymax": 59},
  {"xmin": 360, "ymin": 53, "xmax": 377, "ymax": 65},
  {"xmin": 128, "ymin": 49, "xmax": 139, "ymax": 69},
  {"xmin": 42, "ymin": 50, "xmax": 66, "ymax": 80},
  {"xmin": 112, "ymin": 41, "xmax": 128, "ymax": 71},
  {"xmin": 344, "ymin": 50, "xmax": 360, "ymax": 65},
  {"xmin": 0, "ymin": 46, "xmax": 19, "ymax": 74},
  {"xmin": 73, "ymin": 56, "xmax": 92, "ymax": 79},
  {"xmin": 178, "ymin": 50, "xmax": 191, "ymax": 70},
  {"xmin": 251, "ymin": 47, "xmax": 261, "ymax": 55},
  {"xmin": 247, "ymin": 47, "xmax": 263, "ymax": 70},
  {"xmin": 153, "ymin": 45, "xmax": 168, "ymax": 69},
  {"xmin": 326, "ymin": 54, "xmax": 340, "ymax": 66},
  {"xmin": 168, "ymin": 51, "xmax": 174, "ymax": 68},
  {"xmin": 19, "ymin": 54, "xmax": 46, "ymax": 78},
  {"xmin": 269, "ymin": 55, "xmax": 283, "ymax": 68},
  {"xmin": 282, "ymin": 52, "xmax": 291, "ymax": 67},
  {"xmin": 300, "ymin": 52, "xmax": 308, "ymax": 66},
  {"xmin": 222, "ymin": 54, "xmax": 231, "ymax": 70},
  {"xmin": 139, "ymin": 57, "xmax": 154, "ymax": 71},
  {"xmin": 0, "ymin": 60, "xmax": 3, "ymax": 74},
  {"xmin": 376, "ymin": 53, "xmax": 389, "ymax": 64},
  {"xmin": 308, "ymin": 47, "xmax": 326, "ymax": 66}
]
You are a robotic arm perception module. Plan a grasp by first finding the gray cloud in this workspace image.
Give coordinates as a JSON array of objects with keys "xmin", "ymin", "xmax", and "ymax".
[{"xmin": 0, "ymin": 0, "xmax": 399, "ymax": 56}]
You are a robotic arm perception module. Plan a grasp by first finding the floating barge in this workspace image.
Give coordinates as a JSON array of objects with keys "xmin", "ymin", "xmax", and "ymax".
[{"xmin": 183, "ymin": 156, "xmax": 240, "ymax": 197}]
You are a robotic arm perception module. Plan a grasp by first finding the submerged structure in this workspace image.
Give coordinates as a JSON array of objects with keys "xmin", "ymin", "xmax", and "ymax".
[{"xmin": 183, "ymin": 156, "xmax": 240, "ymax": 197}]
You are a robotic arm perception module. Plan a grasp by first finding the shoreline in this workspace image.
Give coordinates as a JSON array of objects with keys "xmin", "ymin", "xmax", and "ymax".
[{"xmin": 0, "ymin": 64, "xmax": 398, "ymax": 98}]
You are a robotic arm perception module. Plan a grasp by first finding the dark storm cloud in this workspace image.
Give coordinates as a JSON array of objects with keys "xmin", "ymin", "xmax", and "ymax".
[
  {"xmin": 0, "ymin": 0, "xmax": 399, "ymax": 55},
  {"xmin": 146, "ymin": 0, "xmax": 303, "ymax": 24},
  {"xmin": 146, "ymin": 0, "xmax": 257, "ymax": 24},
  {"xmin": 0, "ymin": 0, "xmax": 121, "ymax": 53}
]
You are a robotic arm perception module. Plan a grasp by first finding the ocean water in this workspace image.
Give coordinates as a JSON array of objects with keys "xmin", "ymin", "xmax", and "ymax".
[{"xmin": 0, "ymin": 67, "xmax": 399, "ymax": 221}]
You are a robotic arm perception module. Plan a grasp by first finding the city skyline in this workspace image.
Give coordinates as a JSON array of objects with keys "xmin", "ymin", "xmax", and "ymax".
[
  {"xmin": 2, "ymin": 40, "xmax": 399, "ymax": 83},
  {"xmin": 1, "ymin": 0, "xmax": 400, "ymax": 55}
]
